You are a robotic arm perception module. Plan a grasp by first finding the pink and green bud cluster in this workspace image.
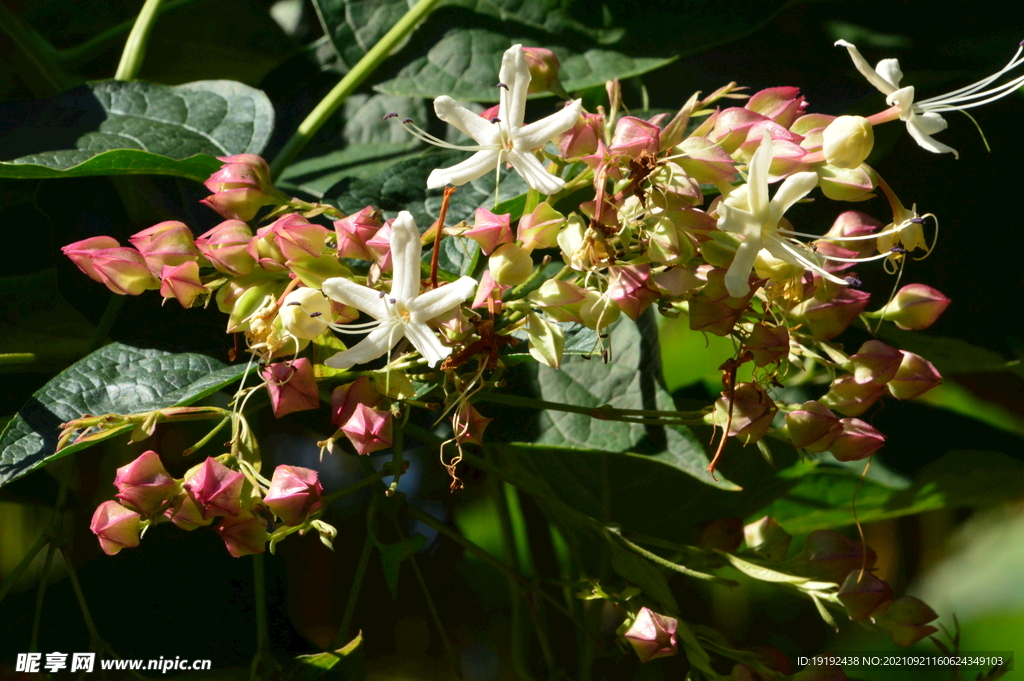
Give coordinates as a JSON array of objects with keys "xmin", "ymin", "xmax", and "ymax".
[
  {"xmin": 621, "ymin": 607, "xmax": 678, "ymax": 662},
  {"xmin": 201, "ymin": 154, "xmax": 286, "ymax": 222}
]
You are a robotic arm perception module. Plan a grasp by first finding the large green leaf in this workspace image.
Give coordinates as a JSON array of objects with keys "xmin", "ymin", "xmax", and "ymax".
[
  {"xmin": 0, "ymin": 80, "xmax": 274, "ymax": 181},
  {"xmin": 876, "ymin": 325, "xmax": 1019, "ymax": 376},
  {"xmin": 0, "ymin": 343, "xmax": 250, "ymax": 487},
  {"xmin": 758, "ymin": 450, "xmax": 1024, "ymax": 534},
  {"xmin": 374, "ymin": 28, "xmax": 674, "ymax": 101},
  {"xmin": 281, "ymin": 634, "xmax": 365, "ymax": 681}
]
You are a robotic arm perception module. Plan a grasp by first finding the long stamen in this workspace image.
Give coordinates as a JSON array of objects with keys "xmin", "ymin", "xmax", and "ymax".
[
  {"xmin": 385, "ymin": 114, "xmax": 490, "ymax": 152},
  {"xmin": 918, "ymin": 44, "xmax": 1024, "ymax": 107},
  {"xmin": 918, "ymin": 44, "xmax": 1024, "ymax": 111}
]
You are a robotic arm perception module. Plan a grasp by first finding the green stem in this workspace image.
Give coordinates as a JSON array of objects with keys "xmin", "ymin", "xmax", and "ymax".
[
  {"xmin": 474, "ymin": 392, "xmax": 707, "ymax": 425},
  {"xmin": 491, "ymin": 469, "xmax": 534, "ymax": 681},
  {"xmin": 58, "ymin": 0, "xmax": 200, "ymax": 65},
  {"xmin": 29, "ymin": 543, "xmax": 57, "ymax": 652},
  {"xmin": 60, "ymin": 546, "xmax": 101, "ymax": 645},
  {"xmin": 269, "ymin": 0, "xmax": 443, "ymax": 179},
  {"xmin": 0, "ymin": 4, "xmax": 76, "ymax": 96},
  {"xmin": 0, "ymin": 533, "xmax": 48, "ymax": 606},
  {"xmin": 609, "ymin": 529, "xmax": 736, "ymax": 586},
  {"xmin": 182, "ymin": 416, "xmax": 231, "ymax": 456},
  {"xmin": 336, "ymin": 529, "xmax": 375, "ymax": 647},
  {"xmin": 388, "ymin": 410, "xmax": 408, "ymax": 495},
  {"xmin": 323, "ymin": 468, "xmax": 392, "ymax": 503},
  {"xmin": 251, "ymin": 554, "xmax": 272, "ymax": 681},
  {"xmin": 409, "ymin": 553, "xmax": 463, "ymax": 678},
  {"xmin": 114, "ymin": 0, "xmax": 165, "ymax": 81}
]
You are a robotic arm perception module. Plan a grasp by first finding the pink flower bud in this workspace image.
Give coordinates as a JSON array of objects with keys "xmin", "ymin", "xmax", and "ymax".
[
  {"xmin": 89, "ymin": 247, "xmax": 161, "ymax": 295},
  {"xmin": 873, "ymin": 596, "xmax": 939, "ymax": 647},
  {"xmin": 216, "ymin": 511, "xmax": 268, "ymax": 557},
  {"xmin": 651, "ymin": 266, "xmax": 703, "ymax": 297},
  {"xmin": 697, "ymin": 517, "xmax": 744, "ymax": 552},
  {"xmin": 129, "ymin": 221, "xmax": 201, "ymax": 275},
  {"xmin": 267, "ymin": 214, "xmax": 329, "ymax": 263},
  {"xmin": 848, "ymin": 340, "xmax": 903, "ymax": 385},
  {"xmin": 517, "ymin": 203, "xmax": 565, "ymax": 251},
  {"xmin": 90, "ymin": 500, "xmax": 141, "ymax": 555},
  {"xmin": 817, "ymin": 164, "xmax": 875, "ymax": 202},
  {"xmin": 876, "ymin": 284, "xmax": 950, "ymax": 330},
  {"xmin": 837, "ymin": 570, "xmax": 893, "ymax": 621},
  {"xmin": 622, "ymin": 607, "xmax": 678, "ymax": 662},
  {"xmin": 196, "ymin": 220, "xmax": 256, "ymax": 276},
  {"xmin": 801, "ymin": 529, "xmax": 876, "ymax": 584},
  {"xmin": 521, "ymin": 46, "xmax": 561, "ymax": 94},
  {"xmin": 262, "ymin": 358, "xmax": 320, "ymax": 418},
  {"xmin": 744, "ymin": 516, "xmax": 792, "ymax": 562},
  {"xmin": 160, "ymin": 261, "xmax": 207, "ymax": 308},
  {"xmin": 365, "ymin": 220, "xmax": 394, "ymax": 271},
  {"xmin": 676, "ymin": 137, "xmax": 737, "ymax": 184},
  {"xmin": 821, "ymin": 375, "xmax": 886, "ymax": 417},
  {"xmin": 164, "ymin": 493, "xmax": 214, "ymax": 530},
  {"xmin": 465, "ymin": 208, "xmax": 513, "ymax": 255},
  {"xmin": 490, "ymin": 242, "xmax": 534, "ymax": 286},
  {"xmin": 113, "ymin": 450, "xmax": 177, "ymax": 516},
  {"xmin": 264, "ymin": 465, "xmax": 323, "ymax": 526},
  {"xmin": 830, "ymin": 418, "xmax": 885, "ymax": 461},
  {"xmin": 341, "ymin": 403, "xmax": 393, "ymax": 455},
  {"xmin": 786, "ymin": 401, "xmax": 843, "ymax": 453},
  {"xmin": 62, "ymin": 236, "xmax": 121, "ymax": 283},
  {"xmin": 471, "ymin": 269, "xmax": 509, "ymax": 310},
  {"xmin": 712, "ymin": 108, "xmax": 769, "ymax": 153},
  {"xmin": 606, "ymin": 264, "xmax": 660, "ymax": 321},
  {"xmin": 887, "ymin": 352, "xmax": 941, "ymax": 400},
  {"xmin": 745, "ymin": 87, "xmax": 807, "ymax": 128},
  {"xmin": 557, "ymin": 111, "xmax": 603, "ymax": 158},
  {"xmin": 824, "ymin": 211, "xmax": 882, "ymax": 258},
  {"xmin": 331, "ymin": 376, "xmax": 382, "ymax": 428},
  {"xmin": 334, "ymin": 206, "xmax": 383, "ymax": 261},
  {"xmin": 714, "ymin": 383, "xmax": 777, "ymax": 445},
  {"xmin": 201, "ymin": 155, "xmax": 282, "ymax": 222},
  {"xmin": 479, "ymin": 104, "xmax": 500, "ymax": 121},
  {"xmin": 454, "ymin": 404, "xmax": 493, "ymax": 445},
  {"xmin": 791, "ymin": 287, "xmax": 870, "ymax": 340},
  {"xmin": 746, "ymin": 324, "xmax": 789, "ymax": 367},
  {"xmin": 201, "ymin": 190, "xmax": 275, "ymax": 223},
  {"xmin": 183, "ymin": 457, "xmax": 244, "ymax": 519},
  {"xmin": 610, "ymin": 116, "xmax": 659, "ymax": 160}
]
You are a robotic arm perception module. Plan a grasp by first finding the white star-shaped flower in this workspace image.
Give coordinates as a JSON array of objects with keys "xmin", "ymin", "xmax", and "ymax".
[
  {"xmin": 718, "ymin": 136, "xmax": 848, "ymax": 297},
  {"xmin": 321, "ymin": 211, "xmax": 476, "ymax": 369},
  {"xmin": 836, "ymin": 39, "xmax": 1024, "ymax": 159},
  {"xmin": 408, "ymin": 44, "xmax": 582, "ymax": 195}
]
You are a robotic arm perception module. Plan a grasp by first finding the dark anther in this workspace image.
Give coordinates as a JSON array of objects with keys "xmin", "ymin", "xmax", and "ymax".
[
  {"xmin": 844, "ymin": 276, "xmax": 862, "ymax": 288},
  {"xmin": 910, "ymin": 217, "xmax": 924, "ymax": 224},
  {"xmin": 402, "ymin": 118, "xmax": 414, "ymax": 125},
  {"xmin": 379, "ymin": 291, "xmax": 387, "ymax": 298},
  {"xmin": 599, "ymin": 334, "xmax": 609, "ymax": 339},
  {"xmin": 497, "ymin": 82, "xmax": 509, "ymax": 90},
  {"xmin": 1019, "ymin": 39, "xmax": 1024, "ymax": 47},
  {"xmin": 489, "ymin": 117, "xmax": 501, "ymax": 124},
  {"xmin": 383, "ymin": 112, "xmax": 399, "ymax": 120},
  {"xmin": 389, "ymin": 297, "xmax": 397, "ymax": 304},
  {"xmin": 889, "ymin": 246, "xmax": 907, "ymax": 254},
  {"xmin": 309, "ymin": 312, "xmax": 322, "ymax": 318},
  {"xmin": 286, "ymin": 301, "xmax": 301, "ymax": 306},
  {"xmin": 582, "ymin": 354, "xmax": 592, "ymax": 360}
]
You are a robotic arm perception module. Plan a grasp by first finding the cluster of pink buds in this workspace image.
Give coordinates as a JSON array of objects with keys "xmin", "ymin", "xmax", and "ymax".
[{"xmin": 90, "ymin": 451, "xmax": 327, "ymax": 558}]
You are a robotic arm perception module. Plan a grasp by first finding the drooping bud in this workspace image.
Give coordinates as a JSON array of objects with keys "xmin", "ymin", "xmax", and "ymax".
[
  {"xmin": 264, "ymin": 465, "xmax": 323, "ymax": 526},
  {"xmin": 527, "ymin": 279, "xmax": 587, "ymax": 324},
  {"xmin": 837, "ymin": 570, "xmax": 893, "ymax": 621},
  {"xmin": 88, "ymin": 247, "xmax": 161, "ymax": 295},
  {"xmin": 330, "ymin": 376, "xmax": 382, "ymax": 428},
  {"xmin": 279, "ymin": 288, "xmax": 332, "ymax": 340},
  {"xmin": 216, "ymin": 511, "xmax": 268, "ymax": 557},
  {"xmin": 821, "ymin": 375, "xmax": 886, "ymax": 417},
  {"xmin": 517, "ymin": 203, "xmax": 565, "ymax": 251},
  {"xmin": 785, "ymin": 401, "xmax": 843, "ymax": 453},
  {"xmin": 697, "ymin": 517, "xmax": 744, "ymax": 552},
  {"xmin": 675, "ymin": 136, "xmax": 737, "ymax": 184},
  {"xmin": 365, "ymin": 220, "xmax": 394, "ymax": 271},
  {"xmin": 62, "ymin": 236, "xmax": 121, "ymax": 283},
  {"xmin": 454, "ymin": 404, "xmax": 493, "ymax": 445},
  {"xmin": 465, "ymin": 208, "xmax": 513, "ymax": 255},
  {"xmin": 822, "ymin": 116, "xmax": 874, "ymax": 169},
  {"xmin": 816, "ymin": 163, "xmax": 875, "ymax": 202},
  {"xmin": 164, "ymin": 493, "xmax": 214, "ymax": 530},
  {"xmin": 874, "ymin": 284, "xmax": 950, "ymax": 330},
  {"xmin": 610, "ymin": 116, "xmax": 660, "ymax": 160},
  {"xmin": 580, "ymin": 291, "xmax": 621, "ymax": 330},
  {"xmin": 713, "ymin": 383, "xmax": 777, "ymax": 445},
  {"xmin": 201, "ymin": 154, "xmax": 283, "ymax": 222},
  {"xmin": 521, "ymin": 46, "xmax": 562, "ymax": 94},
  {"xmin": 606, "ymin": 264, "xmax": 660, "ymax": 321},
  {"xmin": 744, "ymin": 516, "xmax": 792, "ymax": 562},
  {"xmin": 341, "ymin": 403, "xmax": 393, "ymax": 455},
  {"xmin": 196, "ymin": 220, "xmax": 256, "ymax": 276},
  {"xmin": 267, "ymin": 214, "xmax": 330, "ymax": 263},
  {"xmin": 113, "ymin": 450, "xmax": 178, "ymax": 516},
  {"xmin": 262, "ymin": 358, "xmax": 320, "ymax": 418},
  {"xmin": 800, "ymin": 529, "xmax": 876, "ymax": 584},
  {"xmin": 90, "ymin": 500, "xmax": 141, "ymax": 556},
  {"xmin": 557, "ymin": 111, "xmax": 603, "ymax": 159},
  {"xmin": 489, "ymin": 242, "xmax": 534, "ymax": 286},
  {"xmin": 887, "ymin": 352, "xmax": 941, "ymax": 400},
  {"xmin": 622, "ymin": 607, "xmax": 678, "ymax": 662},
  {"xmin": 129, "ymin": 221, "xmax": 201, "ymax": 275},
  {"xmin": 745, "ymin": 324, "xmax": 789, "ymax": 367},
  {"xmin": 334, "ymin": 206, "xmax": 383, "ymax": 261},
  {"xmin": 847, "ymin": 340, "xmax": 903, "ymax": 385},
  {"xmin": 745, "ymin": 86, "xmax": 807, "ymax": 128},
  {"xmin": 873, "ymin": 596, "xmax": 939, "ymax": 647},
  {"xmin": 183, "ymin": 457, "xmax": 244, "ymax": 519},
  {"xmin": 159, "ymin": 261, "xmax": 207, "ymax": 308},
  {"xmin": 789, "ymin": 288, "xmax": 870, "ymax": 340}
]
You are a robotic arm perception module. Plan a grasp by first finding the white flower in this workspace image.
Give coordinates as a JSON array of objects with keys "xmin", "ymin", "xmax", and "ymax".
[
  {"xmin": 401, "ymin": 44, "xmax": 582, "ymax": 195},
  {"xmin": 836, "ymin": 39, "xmax": 1024, "ymax": 158},
  {"xmin": 718, "ymin": 136, "xmax": 848, "ymax": 297},
  {"xmin": 321, "ymin": 211, "xmax": 477, "ymax": 369}
]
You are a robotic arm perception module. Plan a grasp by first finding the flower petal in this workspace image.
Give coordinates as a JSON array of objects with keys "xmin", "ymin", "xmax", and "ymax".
[
  {"xmin": 835, "ymin": 40, "xmax": 898, "ymax": 95},
  {"xmin": 725, "ymin": 237, "xmax": 762, "ymax": 298},
  {"xmin": 389, "ymin": 211, "xmax": 423, "ymax": 302},
  {"xmin": 517, "ymin": 100, "xmax": 583, "ymax": 150},
  {"xmin": 409, "ymin": 276, "xmax": 478, "ymax": 322},
  {"xmin": 434, "ymin": 96, "xmax": 501, "ymax": 142},
  {"xmin": 322, "ymin": 277, "xmax": 387, "ymax": 319},
  {"xmin": 768, "ymin": 171, "xmax": 818, "ymax": 227},
  {"xmin": 403, "ymin": 321, "xmax": 452, "ymax": 367},
  {"xmin": 904, "ymin": 114, "xmax": 958, "ymax": 158},
  {"xmin": 717, "ymin": 203, "xmax": 762, "ymax": 239},
  {"xmin": 506, "ymin": 148, "xmax": 565, "ymax": 195},
  {"xmin": 324, "ymin": 323, "xmax": 402, "ymax": 369},
  {"xmin": 499, "ymin": 45, "xmax": 531, "ymax": 129},
  {"xmin": 767, "ymin": 236, "xmax": 848, "ymax": 285},
  {"xmin": 874, "ymin": 58, "xmax": 904, "ymax": 92},
  {"xmin": 427, "ymin": 150, "xmax": 501, "ymax": 189},
  {"xmin": 746, "ymin": 135, "xmax": 773, "ymax": 218}
]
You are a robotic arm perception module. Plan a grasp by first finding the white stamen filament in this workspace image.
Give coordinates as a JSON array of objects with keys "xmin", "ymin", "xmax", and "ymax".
[{"xmin": 918, "ymin": 45, "xmax": 1024, "ymax": 112}]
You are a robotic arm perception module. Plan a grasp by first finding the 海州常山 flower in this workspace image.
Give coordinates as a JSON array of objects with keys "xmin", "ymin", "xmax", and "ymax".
[
  {"xmin": 836, "ymin": 39, "xmax": 1024, "ymax": 158},
  {"xmin": 321, "ymin": 211, "xmax": 477, "ymax": 369},
  {"xmin": 397, "ymin": 44, "xmax": 582, "ymax": 195}
]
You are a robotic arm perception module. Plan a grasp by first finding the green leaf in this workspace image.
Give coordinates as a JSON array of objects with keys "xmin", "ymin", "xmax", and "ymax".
[
  {"xmin": 313, "ymin": 0, "xmax": 420, "ymax": 73},
  {"xmin": 876, "ymin": 325, "xmax": 1019, "ymax": 376},
  {"xmin": 606, "ymin": 536, "xmax": 678, "ymax": 612},
  {"xmin": 374, "ymin": 29, "xmax": 673, "ymax": 101},
  {"xmin": 0, "ymin": 80, "xmax": 274, "ymax": 181},
  {"xmin": 281, "ymin": 634, "xmax": 365, "ymax": 681},
  {"xmin": 0, "ymin": 343, "xmax": 250, "ymax": 487},
  {"xmin": 375, "ymin": 533, "xmax": 427, "ymax": 599},
  {"xmin": 759, "ymin": 451, "xmax": 1024, "ymax": 534}
]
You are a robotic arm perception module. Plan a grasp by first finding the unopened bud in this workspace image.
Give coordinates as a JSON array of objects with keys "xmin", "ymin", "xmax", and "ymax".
[
  {"xmin": 790, "ymin": 288, "xmax": 870, "ymax": 340},
  {"xmin": 279, "ymin": 288, "xmax": 332, "ymax": 340},
  {"xmin": 113, "ymin": 450, "xmax": 178, "ymax": 516},
  {"xmin": 873, "ymin": 596, "xmax": 939, "ymax": 647},
  {"xmin": 821, "ymin": 375, "xmax": 886, "ymax": 417},
  {"xmin": 129, "ymin": 221, "xmax": 201, "ymax": 275},
  {"xmin": 874, "ymin": 284, "xmax": 950, "ymax": 330},
  {"xmin": 622, "ymin": 607, "xmax": 678, "ymax": 662},
  {"xmin": 714, "ymin": 383, "xmax": 777, "ymax": 445},
  {"xmin": 264, "ymin": 465, "xmax": 323, "ymax": 526},
  {"xmin": 196, "ymin": 220, "xmax": 256, "ymax": 276},
  {"xmin": 89, "ymin": 247, "xmax": 161, "ymax": 296},
  {"xmin": 517, "ymin": 203, "xmax": 565, "ymax": 251},
  {"xmin": 160, "ymin": 261, "xmax": 207, "ymax": 308},
  {"xmin": 785, "ymin": 401, "xmax": 843, "ymax": 453},
  {"xmin": 164, "ymin": 494, "xmax": 214, "ymax": 530},
  {"xmin": 847, "ymin": 340, "xmax": 902, "ymax": 385},
  {"xmin": 744, "ymin": 516, "xmax": 792, "ymax": 562},
  {"xmin": 887, "ymin": 352, "xmax": 941, "ymax": 400},
  {"xmin": 90, "ymin": 500, "xmax": 141, "ymax": 555},
  {"xmin": 822, "ymin": 116, "xmax": 874, "ymax": 169},
  {"xmin": 831, "ymin": 418, "xmax": 885, "ymax": 461},
  {"xmin": 334, "ymin": 206, "xmax": 382, "ymax": 261},
  {"xmin": 521, "ymin": 46, "xmax": 561, "ymax": 94},
  {"xmin": 216, "ymin": 511, "xmax": 268, "ymax": 557},
  {"xmin": 800, "ymin": 529, "xmax": 876, "ymax": 584},
  {"xmin": 465, "ymin": 208, "xmax": 513, "ymax": 255},
  {"xmin": 489, "ymin": 242, "xmax": 534, "ymax": 286},
  {"xmin": 331, "ymin": 376, "xmax": 381, "ymax": 428},
  {"xmin": 746, "ymin": 323, "xmax": 789, "ymax": 367},
  {"xmin": 580, "ymin": 291, "xmax": 621, "ymax": 330},
  {"xmin": 837, "ymin": 570, "xmax": 893, "ymax": 621},
  {"xmin": 342, "ymin": 403, "xmax": 393, "ymax": 455},
  {"xmin": 606, "ymin": 264, "xmax": 660, "ymax": 321},
  {"xmin": 183, "ymin": 457, "xmax": 244, "ymax": 519},
  {"xmin": 262, "ymin": 358, "xmax": 320, "ymax": 418},
  {"xmin": 62, "ymin": 236, "xmax": 121, "ymax": 283},
  {"xmin": 611, "ymin": 116, "xmax": 660, "ymax": 160}
]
